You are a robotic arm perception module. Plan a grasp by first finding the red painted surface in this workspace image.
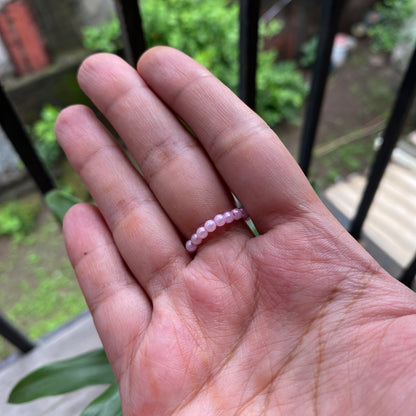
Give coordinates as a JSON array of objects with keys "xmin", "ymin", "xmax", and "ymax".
[{"xmin": 0, "ymin": 0, "xmax": 49, "ymax": 76}]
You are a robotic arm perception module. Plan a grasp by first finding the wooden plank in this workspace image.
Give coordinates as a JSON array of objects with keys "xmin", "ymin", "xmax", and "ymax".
[{"xmin": 323, "ymin": 162, "xmax": 416, "ymax": 269}]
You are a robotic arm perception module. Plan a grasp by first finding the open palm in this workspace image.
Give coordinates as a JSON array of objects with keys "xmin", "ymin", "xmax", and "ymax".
[{"xmin": 55, "ymin": 47, "xmax": 416, "ymax": 415}]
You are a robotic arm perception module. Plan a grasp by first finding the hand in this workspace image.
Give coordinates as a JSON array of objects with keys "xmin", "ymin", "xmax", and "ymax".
[{"xmin": 55, "ymin": 47, "xmax": 416, "ymax": 415}]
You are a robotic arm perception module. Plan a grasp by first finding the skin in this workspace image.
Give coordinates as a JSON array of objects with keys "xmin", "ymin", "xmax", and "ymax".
[{"xmin": 55, "ymin": 47, "xmax": 416, "ymax": 415}]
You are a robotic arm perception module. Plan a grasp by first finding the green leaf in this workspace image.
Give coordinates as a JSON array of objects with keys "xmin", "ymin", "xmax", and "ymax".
[
  {"xmin": 80, "ymin": 382, "xmax": 122, "ymax": 416},
  {"xmin": 8, "ymin": 348, "xmax": 115, "ymax": 403},
  {"xmin": 45, "ymin": 189, "xmax": 81, "ymax": 224}
]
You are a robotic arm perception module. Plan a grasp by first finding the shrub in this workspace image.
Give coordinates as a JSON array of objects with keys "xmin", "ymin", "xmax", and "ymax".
[
  {"xmin": 31, "ymin": 105, "xmax": 61, "ymax": 170},
  {"xmin": 300, "ymin": 36, "xmax": 319, "ymax": 68},
  {"xmin": 82, "ymin": 15, "xmax": 122, "ymax": 53},
  {"xmin": 82, "ymin": 0, "xmax": 307, "ymax": 127},
  {"xmin": 0, "ymin": 195, "xmax": 42, "ymax": 239},
  {"xmin": 368, "ymin": 0, "xmax": 416, "ymax": 53}
]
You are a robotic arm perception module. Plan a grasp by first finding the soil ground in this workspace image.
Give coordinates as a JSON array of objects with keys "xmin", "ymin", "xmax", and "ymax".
[{"xmin": 277, "ymin": 38, "xmax": 413, "ymax": 191}]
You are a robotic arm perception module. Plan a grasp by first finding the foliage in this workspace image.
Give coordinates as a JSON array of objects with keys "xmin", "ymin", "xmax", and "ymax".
[
  {"xmin": 8, "ymin": 349, "xmax": 116, "ymax": 403},
  {"xmin": 45, "ymin": 189, "xmax": 81, "ymax": 224},
  {"xmin": 0, "ymin": 193, "xmax": 86, "ymax": 360},
  {"xmin": 80, "ymin": 382, "xmax": 122, "ymax": 416},
  {"xmin": 31, "ymin": 104, "xmax": 61, "ymax": 170},
  {"xmin": 368, "ymin": 0, "xmax": 416, "ymax": 53},
  {"xmin": 82, "ymin": 15, "xmax": 122, "ymax": 53},
  {"xmin": 300, "ymin": 36, "xmax": 319, "ymax": 68},
  {"xmin": 257, "ymin": 55, "xmax": 306, "ymax": 125},
  {"xmin": 7, "ymin": 263, "xmax": 86, "ymax": 339},
  {"xmin": 82, "ymin": 0, "xmax": 307, "ymax": 127},
  {"xmin": 0, "ymin": 195, "xmax": 42, "ymax": 239}
]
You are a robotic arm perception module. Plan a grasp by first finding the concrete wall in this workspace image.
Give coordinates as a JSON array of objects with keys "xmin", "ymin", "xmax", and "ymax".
[
  {"xmin": 0, "ymin": 0, "xmax": 115, "ymax": 77},
  {"xmin": 29, "ymin": 0, "xmax": 114, "ymax": 60},
  {"xmin": 0, "ymin": 125, "xmax": 22, "ymax": 189}
]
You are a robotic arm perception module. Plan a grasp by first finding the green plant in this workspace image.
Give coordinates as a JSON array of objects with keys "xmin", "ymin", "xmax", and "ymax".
[
  {"xmin": 0, "ymin": 195, "xmax": 42, "ymax": 239},
  {"xmin": 82, "ymin": 15, "xmax": 122, "ymax": 53},
  {"xmin": 143, "ymin": 0, "xmax": 307, "ymax": 127},
  {"xmin": 82, "ymin": 0, "xmax": 307, "ymax": 127},
  {"xmin": 8, "ymin": 349, "xmax": 120, "ymax": 415},
  {"xmin": 300, "ymin": 36, "xmax": 319, "ymax": 68},
  {"xmin": 368, "ymin": 0, "xmax": 416, "ymax": 53},
  {"xmin": 257, "ymin": 56, "xmax": 307, "ymax": 125},
  {"xmin": 31, "ymin": 104, "xmax": 61, "ymax": 170},
  {"xmin": 45, "ymin": 189, "xmax": 81, "ymax": 224}
]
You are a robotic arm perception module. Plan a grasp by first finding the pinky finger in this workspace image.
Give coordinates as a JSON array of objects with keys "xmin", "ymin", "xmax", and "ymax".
[{"xmin": 63, "ymin": 203, "xmax": 151, "ymax": 379}]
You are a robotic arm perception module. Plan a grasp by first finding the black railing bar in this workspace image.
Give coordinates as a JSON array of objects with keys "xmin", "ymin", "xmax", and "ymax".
[
  {"xmin": 115, "ymin": 0, "xmax": 147, "ymax": 66},
  {"xmin": 349, "ymin": 45, "xmax": 416, "ymax": 239},
  {"xmin": 298, "ymin": 0, "xmax": 345, "ymax": 176},
  {"xmin": 0, "ymin": 83, "xmax": 55, "ymax": 195},
  {"xmin": 400, "ymin": 252, "xmax": 416, "ymax": 288},
  {"xmin": 0, "ymin": 313, "xmax": 35, "ymax": 353},
  {"xmin": 239, "ymin": 0, "xmax": 261, "ymax": 110}
]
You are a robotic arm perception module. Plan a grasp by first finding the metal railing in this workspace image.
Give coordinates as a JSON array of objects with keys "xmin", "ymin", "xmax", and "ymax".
[{"xmin": 0, "ymin": 0, "xmax": 415, "ymax": 353}]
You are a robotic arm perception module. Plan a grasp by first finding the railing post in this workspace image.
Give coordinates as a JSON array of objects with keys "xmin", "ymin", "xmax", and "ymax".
[
  {"xmin": 239, "ymin": 0, "xmax": 260, "ymax": 109},
  {"xmin": 349, "ymin": 45, "xmax": 416, "ymax": 240},
  {"xmin": 298, "ymin": 0, "xmax": 345, "ymax": 176},
  {"xmin": 0, "ymin": 313, "xmax": 35, "ymax": 353},
  {"xmin": 0, "ymin": 83, "xmax": 55, "ymax": 195},
  {"xmin": 114, "ymin": 0, "xmax": 147, "ymax": 66}
]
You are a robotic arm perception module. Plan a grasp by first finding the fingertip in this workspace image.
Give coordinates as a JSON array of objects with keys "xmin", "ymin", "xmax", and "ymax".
[
  {"xmin": 137, "ymin": 46, "xmax": 208, "ymax": 90},
  {"xmin": 78, "ymin": 53, "xmax": 121, "ymax": 83},
  {"xmin": 55, "ymin": 105, "xmax": 93, "ymax": 143},
  {"xmin": 63, "ymin": 202, "xmax": 102, "ymax": 238},
  {"xmin": 77, "ymin": 53, "xmax": 138, "ymax": 102},
  {"xmin": 137, "ymin": 45, "xmax": 176, "ymax": 69}
]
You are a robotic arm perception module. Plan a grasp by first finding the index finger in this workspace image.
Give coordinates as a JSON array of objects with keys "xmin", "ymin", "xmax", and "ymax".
[{"xmin": 137, "ymin": 47, "xmax": 319, "ymax": 233}]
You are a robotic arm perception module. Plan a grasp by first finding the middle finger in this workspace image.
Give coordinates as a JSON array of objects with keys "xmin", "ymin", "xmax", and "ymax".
[{"xmin": 77, "ymin": 53, "xmax": 244, "ymax": 242}]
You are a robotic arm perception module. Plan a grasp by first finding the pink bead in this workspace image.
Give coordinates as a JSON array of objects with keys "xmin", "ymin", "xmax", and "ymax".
[
  {"xmin": 232, "ymin": 208, "xmax": 242, "ymax": 220},
  {"xmin": 224, "ymin": 211, "xmax": 233, "ymax": 223},
  {"xmin": 186, "ymin": 207, "xmax": 249, "ymax": 253},
  {"xmin": 214, "ymin": 214, "xmax": 226, "ymax": 227},
  {"xmin": 196, "ymin": 226, "xmax": 208, "ymax": 239},
  {"xmin": 204, "ymin": 219, "xmax": 216, "ymax": 233},
  {"xmin": 191, "ymin": 233, "xmax": 202, "ymax": 245},
  {"xmin": 186, "ymin": 240, "xmax": 197, "ymax": 253}
]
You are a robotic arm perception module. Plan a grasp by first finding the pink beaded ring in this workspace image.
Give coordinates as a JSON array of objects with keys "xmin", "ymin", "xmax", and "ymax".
[{"xmin": 185, "ymin": 207, "xmax": 248, "ymax": 253}]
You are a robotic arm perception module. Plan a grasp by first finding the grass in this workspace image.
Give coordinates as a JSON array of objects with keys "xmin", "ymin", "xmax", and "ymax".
[
  {"xmin": 305, "ymin": 39, "xmax": 402, "ymax": 191},
  {"xmin": 0, "ymin": 162, "xmax": 90, "ymax": 360},
  {"xmin": 0, "ymin": 194, "xmax": 43, "ymax": 239},
  {"xmin": 0, "ymin": 211, "xmax": 87, "ymax": 360},
  {"xmin": 310, "ymin": 134, "xmax": 376, "ymax": 192}
]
